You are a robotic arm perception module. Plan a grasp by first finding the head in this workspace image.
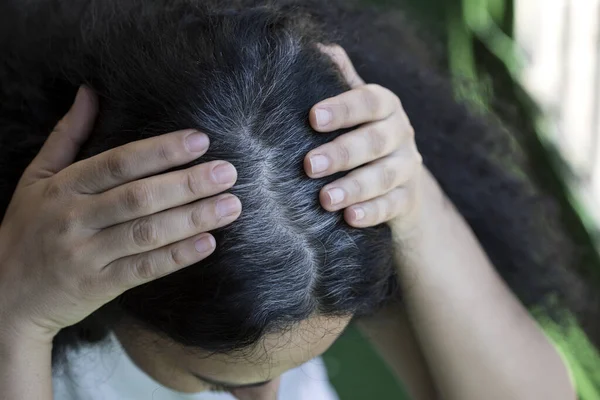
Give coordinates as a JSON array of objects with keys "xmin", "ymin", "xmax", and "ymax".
[
  {"xmin": 3, "ymin": 0, "xmax": 600, "ymax": 397},
  {"xmin": 16, "ymin": 1, "xmax": 397, "ymax": 397}
]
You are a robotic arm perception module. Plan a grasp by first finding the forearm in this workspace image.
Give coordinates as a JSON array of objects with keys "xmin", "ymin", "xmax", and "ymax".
[
  {"xmin": 391, "ymin": 169, "xmax": 575, "ymax": 400},
  {"xmin": 0, "ymin": 328, "xmax": 54, "ymax": 400},
  {"xmin": 357, "ymin": 305, "xmax": 439, "ymax": 400}
]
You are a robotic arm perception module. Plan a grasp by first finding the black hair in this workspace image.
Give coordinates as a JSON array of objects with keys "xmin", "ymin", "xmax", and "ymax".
[
  {"xmin": 0, "ymin": 0, "xmax": 597, "ymax": 365},
  {"xmin": 1, "ymin": 0, "xmax": 399, "ymax": 363}
]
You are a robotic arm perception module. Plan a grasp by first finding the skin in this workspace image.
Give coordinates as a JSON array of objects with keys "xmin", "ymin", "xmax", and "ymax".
[
  {"xmin": 115, "ymin": 314, "xmax": 351, "ymax": 398},
  {"xmin": 0, "ymin": 45, "xmax": 576, "ymax": 400}
]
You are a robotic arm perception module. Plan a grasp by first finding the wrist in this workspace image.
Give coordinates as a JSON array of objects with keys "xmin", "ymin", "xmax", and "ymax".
[
  {"xmin": 389, "ymin": 168, "xmax": 463, "ymax": 268},
  {"xmin": 0, "ymin": 324, "xmax": 53, "ymax": 362},
  {"xmin": 389, "ymin": 167, "xmax": 449, "ymax": 242},
  {"xmin": 0, "ymin": 312, "xmax": 57, "ymax": 349},
  {"xmin": 0, "ymin": 321, "xmax": 54, "ymax": 400},
  {"xmin": 0, "ymin": 265, "xmax": 59, "ymax": 346}
]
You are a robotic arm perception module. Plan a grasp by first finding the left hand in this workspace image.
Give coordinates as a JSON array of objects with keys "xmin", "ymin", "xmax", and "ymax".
[{"xmin": 305, "ymin": 44, "xmax": 423, "ymax": 229}]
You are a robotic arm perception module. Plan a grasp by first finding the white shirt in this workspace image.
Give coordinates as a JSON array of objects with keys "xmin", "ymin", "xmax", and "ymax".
[{"xmin": 52, "ymin": 333, "xmax": 340, "ymax": 400}]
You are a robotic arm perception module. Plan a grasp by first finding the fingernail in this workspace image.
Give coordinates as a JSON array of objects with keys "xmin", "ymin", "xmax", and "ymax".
[
  {"xmin": 185, "ymin": 132, "xmax": 210, "ymax": 153},
  {"xmin": 327, "ymin": 188, "xmax": 345, "ymax": 206},
  {"xmin": 352, "ymin": 207, "xmax": 365, "ymax": 221},
  {"xmin": 216, "ymin": 196, "xmax": 241, "ymax": 218},
  {"xmin": 310, "ymin": 155, "xmax": 330, "ymax": 174},
  {"xmin": 194, "ymin": 235, "xmax": 216, "ymax": 253},
  {"xmin": 212, "ymin": 163, "xmax": 237, "ymax": 184},
  {"xmin": 315, "ymin": 108, "xmax": 332, "ymax": 128}
]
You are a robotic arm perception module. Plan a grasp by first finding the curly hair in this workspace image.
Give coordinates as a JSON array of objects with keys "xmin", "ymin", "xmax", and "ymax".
[{"xmin": 0, "ymin": 0, "xmax": 597, "ymax": 364}]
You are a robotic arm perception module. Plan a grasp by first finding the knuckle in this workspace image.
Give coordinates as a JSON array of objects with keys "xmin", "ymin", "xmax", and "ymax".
[
  {"xmin": 333, "ymin": 141, "xmax": 352, "ymax": 169},
  {"xmin": 361, "ymin": 85, "xmax": 382, "ymax": 117},
  {"xmin": 131, "ymin": 256, "xmax": 157, "ymax": 282},
  {"xmin": 381, "ymin": 86, "xmax": 402, "ymax": 110},
  {"xmin": 44, "ymin": 180, "xmax": 69, "ymax": 201},
  {"xmin": 131, "ymin": 217, "xmax": 159, "ymax": 248},
  {"xmin": 382, "ymin": 165, "xmax": 398, "ymax": 191},
  {"xmin": 349, "ymin": 177, "xmax": 364, "ymax": 197},
  {"xmin": 55, "ymin": 208, "xmax": 80, "ymax": 235},
  {"xmin": 339, "ymin": 101, "xmax": 352, "ymax": 125},
  {"xmin": 124, "ymin": 182, "xmax": 151, "ymax": 212},
  {"xmin": 189, "ymin": 203, "xmax": 207, "ymax": 230},
  {"xmin": 169, "ymin": 246, "xmax": 187, "ymax": 268},
  {"xmin": 185, "ymin": 170, "xmax": 204, "ymax": 197},
  {"xmin": 366, "ymin": 125, "xmax": 388, "ymax": 157},
  {"xmin": 157, "ymin": 140, "xmax": 177, "ymax": 164},
  {"xmin": 105, "ymin": 149, "xmax": 130, "ymax": 180}
]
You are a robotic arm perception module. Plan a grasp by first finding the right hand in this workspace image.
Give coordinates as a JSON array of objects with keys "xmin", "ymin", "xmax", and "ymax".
[{"xmin": 0, "ymin": 86, "xmax": 242, "ymax": 342}]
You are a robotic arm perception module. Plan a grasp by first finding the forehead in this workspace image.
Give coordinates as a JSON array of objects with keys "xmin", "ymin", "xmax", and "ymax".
[{"xmin": 178, "ymin": 314, "xmax": 352, "ymax": 384}]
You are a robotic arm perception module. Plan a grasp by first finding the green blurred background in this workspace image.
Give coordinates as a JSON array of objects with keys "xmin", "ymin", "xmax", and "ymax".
[{"xmin": 321, "ymin": 0, "xmax": 600, "ymax": 399}]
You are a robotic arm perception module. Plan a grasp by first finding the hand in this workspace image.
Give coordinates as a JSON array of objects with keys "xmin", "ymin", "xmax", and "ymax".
[
  {"xmin": 305, "ymin": 45, "xmax": 423, "ymax": 232},
  {"xmin": 0, "ymin": 87, "xmax": 241, "ymax": 341}
]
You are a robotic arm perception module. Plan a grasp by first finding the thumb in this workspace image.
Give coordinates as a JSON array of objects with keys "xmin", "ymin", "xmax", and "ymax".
[{"xmin": 25, "ymin": 85, "xmax": 98, "ymax": 182}]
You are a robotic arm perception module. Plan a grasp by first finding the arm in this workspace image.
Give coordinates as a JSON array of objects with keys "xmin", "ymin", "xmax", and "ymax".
[
  {"xmin": 306, "ymin": 46, "xmax": 575, "ymax": 400},
  {"xmin": 387, "ymin": 168, "xmax": 575, "ymax": 400},
  {"xmin": 356, "ymin": 304, "xmax": 439, "ymax": 400},
  {"xmin": 0, "ymin": 87, "xmax": 241, "ymax": 399},
  {"xmin": 0, "ymin": 327, "xmax": 53, "ymax": 400}
]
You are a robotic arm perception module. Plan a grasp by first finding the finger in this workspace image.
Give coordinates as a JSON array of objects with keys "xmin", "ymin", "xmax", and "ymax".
[
  {"xmin": 317, "ymin": 44, "xmax": 365, "ymax": 89},
  {"xmin": 24, "ymin": 86, "xmax": 98, "ymax": 183},
  {"xmin": 93, "ymin": 194, "xmax": 241, "ymax": 262},
  {"xmin": 305, "ymin": 114, "xmax": 405, "ymax": 177},
  {"xmin": 344, "ymin": 186, "xmax": 415, "ymax": 228},
  {"xmin": 102, "ymin": 232, "xmax": 216, "ymax": 292},
  {"xmin": 309, "ymin": 84, "xmax": 399, "ymax": 132},
  {"xmin": 320, "ymin": 152, "xmax": 419, "ymax": 211},
  {"xmin": 84, "ymin": 160, "xmax": 237, "ymax": 228},
  {"xmin": 64, "ymin": 129, "xmax": 211, "ymax": 194}
]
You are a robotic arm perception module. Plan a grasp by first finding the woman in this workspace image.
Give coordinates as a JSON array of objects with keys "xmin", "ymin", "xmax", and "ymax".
[{"xmin": 0, "ymin": 1, "xmax": 585, "ymax": 399}]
